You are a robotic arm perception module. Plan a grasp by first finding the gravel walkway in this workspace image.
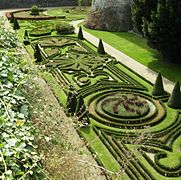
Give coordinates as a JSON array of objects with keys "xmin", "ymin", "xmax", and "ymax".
[{"xmin": 70, "ymin": 20, "xmax": 175, "ymax": 94}]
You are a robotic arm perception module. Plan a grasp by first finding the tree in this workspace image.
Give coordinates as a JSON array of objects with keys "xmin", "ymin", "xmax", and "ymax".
[
  {"xmin": 78, "ymin": 26, "xmax": 84, "ymax": 40},
  {"xmin": 13, "ymin": 18, "xmax": 20, "ymax": 30},
  {"xmin": 34, "ymin": 44, "xmax": 42, "ymax": 62},
  {"xmin": 143, "ymin": 0, "xmax": 181, "ymax": 64},
  {"xmin": 167, "ymin": 81, "xmax": 181, "ymax": 109},
  {"xmin": 97, "ymin": 39, "xmax": 106, "ymax": 54},
  {"xmin": 132, "ymin": 0, "xmax": 157, "ymax": 33},
  {"xmin": 152, "ymin": 72, "xmax": 165, "ymax": 96}
]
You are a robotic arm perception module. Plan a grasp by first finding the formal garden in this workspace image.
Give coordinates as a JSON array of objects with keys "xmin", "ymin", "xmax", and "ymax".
[{"xmin": 0, "ymin": 3, "xmax": 181, "ymax": 180}]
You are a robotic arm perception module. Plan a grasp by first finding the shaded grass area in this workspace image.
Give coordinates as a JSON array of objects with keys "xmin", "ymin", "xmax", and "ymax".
[{"xmin": 81, "ymin": 25, "xmax": 181, "ymax": 83}]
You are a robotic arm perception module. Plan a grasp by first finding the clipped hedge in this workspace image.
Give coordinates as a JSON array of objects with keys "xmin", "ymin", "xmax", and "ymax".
[{"xmin": 55, "ymin": 22, "xmax": 74, "ymax": 35}]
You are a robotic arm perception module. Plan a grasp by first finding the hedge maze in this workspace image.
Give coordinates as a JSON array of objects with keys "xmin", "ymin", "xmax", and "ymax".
[{"xmin": 22, "ymin": 21, "xmax": 181, "ymax": 179}]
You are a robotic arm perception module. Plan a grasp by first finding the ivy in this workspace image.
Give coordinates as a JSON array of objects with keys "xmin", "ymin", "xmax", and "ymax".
[{"xmin": 0, "ymin": 18, "xmax": 46, "ymax": 179}]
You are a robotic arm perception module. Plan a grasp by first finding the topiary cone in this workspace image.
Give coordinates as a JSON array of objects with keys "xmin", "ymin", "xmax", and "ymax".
[
  {"xmin": 24, "ymin": 30, "xmax": 29, "ymax": 38},
  {"xmin": 78, "ymin": 26, "xmax": 84, "ymax": 40},
  {"xmin": 10, "ymin": 14, "xmax": 14, "ymax": 23},
  {"xmin": 167, "ymin": 81, "xmax": 181, "ymax": 109},
  {"xmin": 13, "ymin": 18, "xmax": 20, "ymax": 30},
  {"xmin": 97, "ymin": 39, "xmax": 106, "ymax": 54},
  {"xmin": 152, "ymin": 72, "xmax": 165, "ymax": 96},
  {"xmin": 34, "ymin": 44, "xmax": 42, "ymax": 62}
]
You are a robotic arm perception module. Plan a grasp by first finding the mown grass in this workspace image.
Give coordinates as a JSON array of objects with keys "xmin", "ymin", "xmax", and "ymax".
[
  {"xmin": 47, "ymin": 7, "xmax": 88, "ymax": 21},
  {"xmin": 81, "ymin": 25, "xmax": 181, "ymax": 83}
]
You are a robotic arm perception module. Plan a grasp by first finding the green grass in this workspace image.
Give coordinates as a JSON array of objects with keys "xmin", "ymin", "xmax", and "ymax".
[
  {"xmin": 41, "ymin": 72, "xmax": 67, "ymax": 107},
  {"xmin": 79, "ymin": 126, "xmax": 129, "ymax": 180},
  {"xmin": 47, "ymin": 7, "xmax": 88, "ymax": 22},
  {"xmin": 81, "ymin": 25, "xmax": 181, "ymax": 83}
]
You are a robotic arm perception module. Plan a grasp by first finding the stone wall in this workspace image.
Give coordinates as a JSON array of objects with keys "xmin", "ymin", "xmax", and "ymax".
[{"xmin": 85, "ymin": 0, "xmax": 132, "ymax": 32}]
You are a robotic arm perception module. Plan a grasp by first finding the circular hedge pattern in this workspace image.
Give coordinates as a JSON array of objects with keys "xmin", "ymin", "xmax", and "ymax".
[
  {"xmin": 89, "ymin": 91, "xmax": 166, "ymax": 129},
  {"xmin": 101, "ymin": 93, "xmax": 150, "ymax": 119}
]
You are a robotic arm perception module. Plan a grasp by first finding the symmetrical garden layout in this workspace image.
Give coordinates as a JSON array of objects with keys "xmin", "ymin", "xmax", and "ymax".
[
  {"xmin": 12, "ymin": 10, "xmax": 181, "ymax": 179},
  {"xmin": 29, "ymin": 35, "xmax": 181, "ymax": 179}
]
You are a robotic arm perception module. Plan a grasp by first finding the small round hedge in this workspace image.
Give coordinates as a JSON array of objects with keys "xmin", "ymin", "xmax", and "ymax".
[
  {"xmin": 55, "ymin": 22, "xmax": 74, "ymax": 35},
  {"xmin": 30, "ymin": 5, "xmax": 39, "ymax": 16}
]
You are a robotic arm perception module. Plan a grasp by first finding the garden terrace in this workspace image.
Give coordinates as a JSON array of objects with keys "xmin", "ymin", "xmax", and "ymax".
[{"xmin": 12, "ymin": 11, "xmax": 181, "ymax": 179}]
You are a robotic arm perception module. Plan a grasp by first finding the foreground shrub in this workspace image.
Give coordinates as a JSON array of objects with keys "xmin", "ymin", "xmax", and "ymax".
[
  {"xmin": 55, "ymin": 22, "xmax": 74, "ymax": 35},
  {"xmin": 30, "ymin": 5, "xmax": 39, "ymax": 16}
]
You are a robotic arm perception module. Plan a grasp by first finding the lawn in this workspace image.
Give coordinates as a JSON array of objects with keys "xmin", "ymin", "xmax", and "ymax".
[{"xmin": 81, "ymin": 26, "xmax": 181, "ymax": 83}]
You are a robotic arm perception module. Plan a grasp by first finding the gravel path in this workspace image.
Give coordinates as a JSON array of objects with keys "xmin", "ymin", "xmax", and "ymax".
[{"xmin": 70, "ymin": 20, "xmax": 175, "ymax": 94}]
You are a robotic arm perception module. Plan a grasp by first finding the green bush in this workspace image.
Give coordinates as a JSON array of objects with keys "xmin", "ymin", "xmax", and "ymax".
[
  {"xmin": 167, "ymin": 81, "xmax": 181, "ymax": 109},
  {"xmin": 97, "ymin": 39, "xmax": 106, "ymax": 54},
  {"xmin": 55, "ymin": 22, "xmax": 74, "ymax": 35},
  {"xmin": 13, "ymin": 18, "xmax": 20, "ymax": 30},
  {"xmin": 30, "ymin": 5, "xmax": 39, "ymax": 16},
  {"xmin": 152, "ymin": 72, "xmax": 165, "ymax": 96},
  {"xmin": 78, "ymin": 26, "xmax": 84, "ymax": 40}
]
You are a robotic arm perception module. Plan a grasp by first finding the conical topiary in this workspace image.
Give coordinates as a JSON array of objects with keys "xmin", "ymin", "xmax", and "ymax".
[
  {"xmin": 167, "ymin": 81, "xmax": 181, "ymax": 109},
  {"xmin": 152, "ymin": 72, "xmax": 165, "ymax": 96},
  {"xmin": 34, "ymin": 44, "xmax": 42, "ymax": 62},
  {"xmin": 13, "ymin": 18, "xmax": 20, "ymax": 30},
  {"xmin": 78, "ymin": 26, "xmax": 84, "ymax": 40},
  {"xmin": 24, "ymin": 30, "xmax": 29, "ymax": 38},
  {"xmin": 97, "ymin": 39, "xmax": 106, "ymax": 54},
  {"xmin": 10, "ymin": 14, "xmax": 14, "ymax": 23}
]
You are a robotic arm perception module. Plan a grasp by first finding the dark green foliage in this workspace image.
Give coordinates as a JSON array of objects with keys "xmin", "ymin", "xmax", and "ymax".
[
  {"xmin": 13, "ymin": 18, "xmax": 20, "ymax": 30},
  {"xmin": 152, "ymin": 72, "xmax": 165, "ymax": 96},
  {"xmin": 10, "ymin": 14, "xmax": 14, "ymax": 23},
  {"xmin": 66, "ymin": 89, "xmax": 77, "ymax": 116},
  {"xmin": 78, "ymin": 26, "xmax": 84, "ymax": 40},
  {"xmin": 132, "ymin": 0, "xmax": 157, "ymax": 33},
  {"xmin": 23, "ymin": 37, "xmax": 30, "ymax": 45},
  {"xmin": 76, "ymin": 95, "xmax": 86, "ymax": 120},
  {"xmin": 97, "ymin": 39, "xmax": 106, "ymax": 54},
  {"xmin": 55, "ymin": 22, "xmax": 74, "ymax": 35},
  {"xmin": 143, "ymin": 0, "xmax": 181, "ymax": 64},
  {"xmin": 30, "ymin": 5, "xmax": 39, "ymax": 16},
  {"xmin": 167, "ymin": 81, "xmax": 181, "ymax": 109},
  {"xmin": 24, "ymin": 30, "xmax": 28, "ymax": 38},
  {"xmin": 34, "ymin": 44, "xmax": 42, "ymax": 62}
]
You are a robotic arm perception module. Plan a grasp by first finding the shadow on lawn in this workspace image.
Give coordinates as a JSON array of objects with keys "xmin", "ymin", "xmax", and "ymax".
[{"xmin": 147, "ymin": 58, "xmax": 181, "ymax": 83}]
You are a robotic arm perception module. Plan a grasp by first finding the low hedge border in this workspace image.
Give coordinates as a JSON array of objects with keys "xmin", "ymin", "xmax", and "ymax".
[
  {"xmin": 95, "ymin": 127, "xmax": 155, "ymax": 180},
  {"xmin": 5, "ymin": 9, "xmax": 57, "ymax": 20},
  {"xmin": 140, "ymin": 147, "xmax": 181, "ymax": 177},
  {"xmin": 93, "ymin": 127, "xmax": 137, "ymax": 179}
]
